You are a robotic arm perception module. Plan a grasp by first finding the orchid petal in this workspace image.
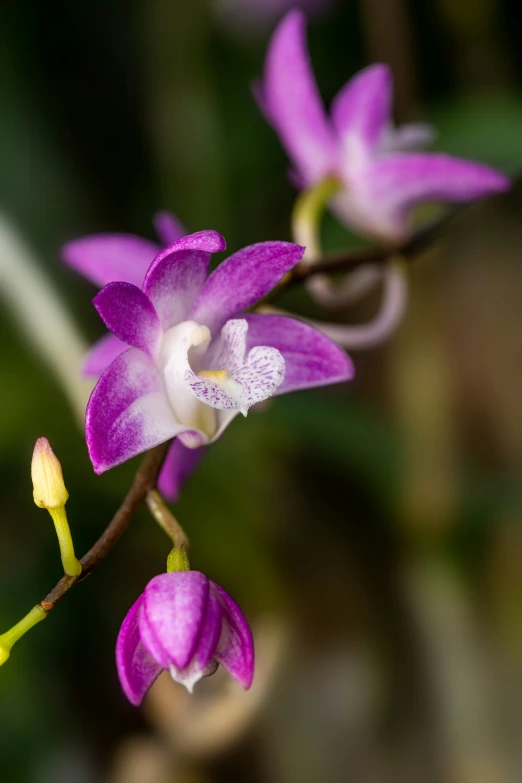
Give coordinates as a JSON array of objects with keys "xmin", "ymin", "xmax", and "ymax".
[
  {"xmin": 168, "ymin": 587, "xmax": 223, "ymax": 693},
  {"xmin": 142, "ymin": 572, "xmax": 209, "ymax": 670},
  {"xmin": 332, "ymin": 64, "xmax": 392, "ymax": 159},
  {"xmin": 186, "ymin": 319, "xmax": 285, "ymax": 414},
  {"xmin": 262, "ymin": 10, "xmax": 337, "ymax": 184},
  {"xmin": 115, "ymin": 595, "xmax": 162, "ymax": 706},
  {"xmin": 244, "ymin": 313, "xmax": 354, "ymax": 393},
  {"xmin": 62, "ymin": 233, "xmax": 159, "ymax": 288},
  {"xmin": 157, "ymin": 440, "xmax": 207, "ymax": 502},
  {"xmin": 190, "ymin": 241, "xmax": 304, "ymax": 333},
  {"xmin": 82, "ymin": 332, "xmax": 127, "ymax": 377},
  {"xmin": 143, "ymin": 230, "xmax": 226, "ymax": 330},
  {"xmin": 211, "ymin": 582, "xmax": 254, "ymax": 689},
  {"xmin": 161, "ymin": 321, "xmax": 216, "ymax": 437},
  {"xmin": 360, "ymin": 153, "xmax": 510, "ymax": 240},
  {"xmin": 153, "ymin": 211, "xmax": 186, "ymax": 246},
  {"xmin": 93, "ymin": 282, "xmax": 162, "ymax": 357},
  {"xmin": 168, "ymin": 658, "xmax": 218, "ymax": 694},
  {"xmin": 177, "ymin": 410, "xmax": 240, "ymax": 449},
  {"xmin": 86, "ymin": 348, "xmax": 184, "ymax": 474}
]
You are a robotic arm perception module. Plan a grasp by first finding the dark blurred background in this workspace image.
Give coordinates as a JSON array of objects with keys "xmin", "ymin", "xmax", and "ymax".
[{"xmin": 1, "ymin": 1, "xmax": 521, "ymax": 781}]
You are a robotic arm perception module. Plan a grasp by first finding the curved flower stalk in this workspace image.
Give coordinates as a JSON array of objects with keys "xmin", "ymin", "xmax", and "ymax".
[
  {"xmin": 116, "ymin": 570, "xmax": 254, "ymax": 703},
  {"xmin": 307, "ymin": 263, "xmax": 384, "ymax": 311},
  {"xmin": 256, "ymin": 10, "xmax": 510, "ymax": 243},
  {"xmin": 261, "ymin": 258, "xmax": 408, "ymax": 350},
  {"xmin": 63, "ymin": 212, "xmax": 204, "ymax": 500},
  {"xmin": 84, "ymin": 230, "xmax": 354, "ymax": 474},
  {"xmin": 308, "ymin": 259, "xmax": 408, "ymax": 349}
]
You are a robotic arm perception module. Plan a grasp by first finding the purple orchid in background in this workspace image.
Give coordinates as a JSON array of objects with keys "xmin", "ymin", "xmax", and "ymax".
[
  {"xmin": 63, "ymin": 212, "xmax": 206, "ymax": 501},
  {"xmin": 81, "ymin": 229, "xmax": 353, "ymax": 474},
  {"xmin": 256, "ymin": 10, "xmax": 510, "ymax": 242},
  {"xmin": 117, "ymin": 570, "xmax": 254, "ymax": 703}
]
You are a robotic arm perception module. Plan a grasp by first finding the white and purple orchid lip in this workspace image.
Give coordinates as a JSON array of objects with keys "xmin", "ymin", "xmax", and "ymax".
[
  {"xmin": 82, "ymin": 230, "xmax": 353, "ymax": 475},
  {"xmin": 116, "ymin": 570, "xmax": 254, "ymax": 705},
  {"xmin": 257, "ymin": 10, "xmax": 510, "ymax": 242}
]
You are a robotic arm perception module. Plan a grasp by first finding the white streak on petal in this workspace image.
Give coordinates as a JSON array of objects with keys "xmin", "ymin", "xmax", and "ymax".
[{"xmin": 160, "ymin": 321, "xmax": 216, "ymax": 436}]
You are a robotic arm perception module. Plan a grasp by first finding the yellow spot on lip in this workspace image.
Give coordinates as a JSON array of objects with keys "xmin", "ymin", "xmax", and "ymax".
[{"xmin": 198, "ymin": 369, "xmax": 229, "ymax": 381}]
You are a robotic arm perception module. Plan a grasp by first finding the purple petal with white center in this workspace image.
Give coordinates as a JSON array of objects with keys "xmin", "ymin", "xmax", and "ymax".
[
  {"xmin": 82, "ymin": 332, "xmax": 127, "ymax": 377},
  {"xmin": 142, "ymin": 572, "xmax": 209, "ymax": 670},
  {"xmin": 190, "ymin": 241, "xmax": 304, "ymax": 333},
  {"xmin": 186, "ymin": 319, "xmax": 285, "ymax": 414},
  {"xmin": 143, "ymin": 230, "xmax": 226, "ymax": 330},
  {"xmin": 168, "ymin": 587, "xmax": 223, "ymax": 693},
  {"xmin": 244, "ymin": 313, "xmax": 354, "ymax": 393},
  {"xmin": 86, "ymin": 348, "xmax": 184, "ymax": 474},
  {"xmin": 211, "ymin": 582, "xmax": 254, "ymax": 689},
  {"xmin": 360, "ymin": 153, "xmax": 510, "ymax": 240},
  {"xmin": 93, "ymin": 282, "xmax": 162, "ymax": 357},
  {"xmin": 62, "ymin": 233, "xmax": 160, "ymax": 288},
  {"xmin": 331, "ymin": 63, "xmax": 392, "ymax": 157},
  {"xmin": 262, "ymin": 10, "xmax": 337, "ymax": 184},
  {"xmin": 153, "ymin": 211, "xmax": 186, "ymax": 246},
  {"xmin": 158, "ymin": 440, "xmax": 207, "ymax": 502},
  {"xmin": 115, "ymin": 595, "xmax": 162, "ymax": 706}
]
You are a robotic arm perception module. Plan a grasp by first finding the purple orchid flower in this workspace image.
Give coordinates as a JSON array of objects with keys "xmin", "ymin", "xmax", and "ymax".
[
  {"xmin": 117, "ymin": 570, "xmax": 254, "ymax": 703},
  {"xmin": 82, "ymin": 229, "xmax": 353, "ymax": 474},
  {"xmin": 256, "ymin": 10, "xmax": 510, "ymax": 242},
  {"xmin": 63, "ymin": 212, "xmax": 206, "ymax": 501}
]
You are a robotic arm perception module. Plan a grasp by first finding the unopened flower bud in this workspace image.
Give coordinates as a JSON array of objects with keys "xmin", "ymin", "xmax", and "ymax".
[
  {"xmin": 31, "ymin": 438, "xmax": 81, "ymax": 577},
  {"xmin": 32, "ymin": 437, "xmax": 69, "ymax": 509}
]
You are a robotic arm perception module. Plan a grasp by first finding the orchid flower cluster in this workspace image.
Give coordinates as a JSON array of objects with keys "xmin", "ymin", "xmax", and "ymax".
[{"xmin": 0, "ymin": 11, "xmax": 509, "ymax": 706}]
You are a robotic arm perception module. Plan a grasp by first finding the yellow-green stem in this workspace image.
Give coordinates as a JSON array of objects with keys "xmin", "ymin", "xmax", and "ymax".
[
  {"xmin": 167, "ymin": 547, "xmax": 191, "ymax": 573},
  {"xmin": 291, "ymin": 175, "xmax": 341, "ymax": 264},
  {"xmin": 0, "ymin": 605, "xmax": 47, "ymax": 665},
  {"xmin": 49, "ymin": 507, "xmax": 82, "ymax": 576}
]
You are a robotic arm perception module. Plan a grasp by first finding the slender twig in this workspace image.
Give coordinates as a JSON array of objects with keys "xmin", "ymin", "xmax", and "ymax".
[
  {"xmin": 39, "ymin": 442, "xmax": 170, "ymax": 612},
  {"xmin": 290, "ymin": 205, "xmax": 467, "ymax": 284},
  {"xmin": 146, "ymin": 489, "xmax": 190, "ymax": 550}
]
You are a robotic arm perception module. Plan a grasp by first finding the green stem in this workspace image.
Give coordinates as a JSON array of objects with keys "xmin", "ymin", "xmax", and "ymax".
[
  {"xmin": 291, "ymin": 175, "xmax": 341, "ymax": 263},
  {"xmin": 0, "ymin": 606, "xmax": 47, "ymax": 665},
  {"xmin": 49, "ymin": 507, "xmax": 82, "ymax": 577},
  {"xmin": 146, "ymin": 490, "xmax": 190, "ymax": 550}
]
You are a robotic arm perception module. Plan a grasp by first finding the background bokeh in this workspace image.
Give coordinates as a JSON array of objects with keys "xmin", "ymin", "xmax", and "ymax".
[{"xmin": 1, "ymin": 1, "xmax": 521, "ymax": 781}]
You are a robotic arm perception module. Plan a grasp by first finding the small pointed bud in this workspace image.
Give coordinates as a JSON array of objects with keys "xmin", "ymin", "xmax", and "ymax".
[
  {"xmin": 32, "ymin": 437, "xmax": 69, "ymax": 510},
  {"xmin": 31, "ymin": 438, "xmax": 81, "ymax": 577}
]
